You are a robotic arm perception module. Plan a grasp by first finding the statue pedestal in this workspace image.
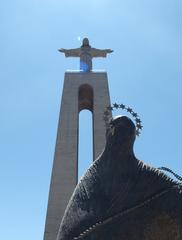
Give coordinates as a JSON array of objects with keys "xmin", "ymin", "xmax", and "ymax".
[{"xmin": 44, "ymin": 71, "xmax": 111, "ymax": 240}]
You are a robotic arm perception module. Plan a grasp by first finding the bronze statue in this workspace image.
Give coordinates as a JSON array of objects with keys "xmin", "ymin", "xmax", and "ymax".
[
  {"xmin": 57, "ymin": 116, "xmax": 182, "ymax": 240},
  {"xmin": 58, "ymin": 38, "xmax": 113, "ymax": 72}
]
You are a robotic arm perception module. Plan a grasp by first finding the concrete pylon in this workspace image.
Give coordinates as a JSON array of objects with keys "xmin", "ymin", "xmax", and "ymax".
[{"xmin": 44, "ymin": 71, "xmax": 111, "ymax": 240}]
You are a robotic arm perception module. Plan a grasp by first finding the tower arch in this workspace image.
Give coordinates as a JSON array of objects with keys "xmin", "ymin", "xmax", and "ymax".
[
  {"xmin": 78, "ymin": 84, "xmax": 94, "ymax": 177},
  {"xmin": 78, "ymin": 84, "xmax": 93, "ymax": 112}
]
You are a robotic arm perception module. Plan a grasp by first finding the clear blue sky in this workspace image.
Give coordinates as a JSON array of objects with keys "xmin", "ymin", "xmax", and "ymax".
[{"xmin": 1, "ymin": 1, "xmax": 182, "ymax": 239}]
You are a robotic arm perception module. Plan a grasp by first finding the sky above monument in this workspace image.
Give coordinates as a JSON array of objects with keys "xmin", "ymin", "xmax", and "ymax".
[{"xmin": 1, "ymin": 0, "xmax": 182, "ymax": 239}]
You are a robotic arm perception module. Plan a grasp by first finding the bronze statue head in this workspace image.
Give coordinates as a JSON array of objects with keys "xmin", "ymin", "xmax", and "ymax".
[{"xmin": 106, "ymin": 115, "xmax": 136, "ymax": 152}]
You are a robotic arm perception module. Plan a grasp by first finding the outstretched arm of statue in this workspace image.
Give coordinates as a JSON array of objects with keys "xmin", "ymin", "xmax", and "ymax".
[
  {"xmin": 58, "ymin": 48, "xmax": 80, "ymax": 57},
  {"xmin": 91, "ymin": 48, "xmax": 113, "ymax": 58}
]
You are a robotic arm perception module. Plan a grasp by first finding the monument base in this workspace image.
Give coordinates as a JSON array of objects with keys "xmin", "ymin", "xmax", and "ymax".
[{"xmin": 44, "ymin": 71, "xmax": 111, "ymax": 240}]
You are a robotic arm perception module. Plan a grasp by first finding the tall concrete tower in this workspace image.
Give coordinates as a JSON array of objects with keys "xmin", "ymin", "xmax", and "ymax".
[{"xmin": 44, "ymin": 38, "xmax": 112, "ymax": 240}]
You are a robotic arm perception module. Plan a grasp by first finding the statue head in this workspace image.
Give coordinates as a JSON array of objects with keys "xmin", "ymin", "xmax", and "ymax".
[
  {"xmin": 82, "ymin": 38, "xmax": 90, "ymax": 47},
  {"xmin": 106, "ymin": 115, "xmax": 136, "ymax": 151}
]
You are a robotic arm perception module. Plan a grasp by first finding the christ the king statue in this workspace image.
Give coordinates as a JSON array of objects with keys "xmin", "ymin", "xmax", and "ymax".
[{"xmin": 58, "ymin": 38, "xmax": 113, "ymax": 72}]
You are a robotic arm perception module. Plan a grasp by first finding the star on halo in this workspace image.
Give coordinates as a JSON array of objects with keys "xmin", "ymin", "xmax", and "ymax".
[{"xmin": 103, "ymin": 103, "xmax": 143, "ymax": 137}]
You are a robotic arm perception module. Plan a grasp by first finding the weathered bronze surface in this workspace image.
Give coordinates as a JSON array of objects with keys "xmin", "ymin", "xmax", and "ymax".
[
  {"xmin": 59, "ymin": 38, "xmax": 113, "ymax": 72},
  {"xmin": 57, "ymin": 116, "xmax": 182, "ymax": 240}
]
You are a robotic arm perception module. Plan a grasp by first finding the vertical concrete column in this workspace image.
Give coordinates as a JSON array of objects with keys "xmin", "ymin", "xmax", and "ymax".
[
  {"xmin": 44, "ymin": 71, "xmax": 111, "ymax": 240},
  {"xmin": 91, "ymin": 72, "xmax": 111, "ymax": 159},
  {"xmin": 44, "ymin": 75, "xmax": 79, "ymax": 240}
]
